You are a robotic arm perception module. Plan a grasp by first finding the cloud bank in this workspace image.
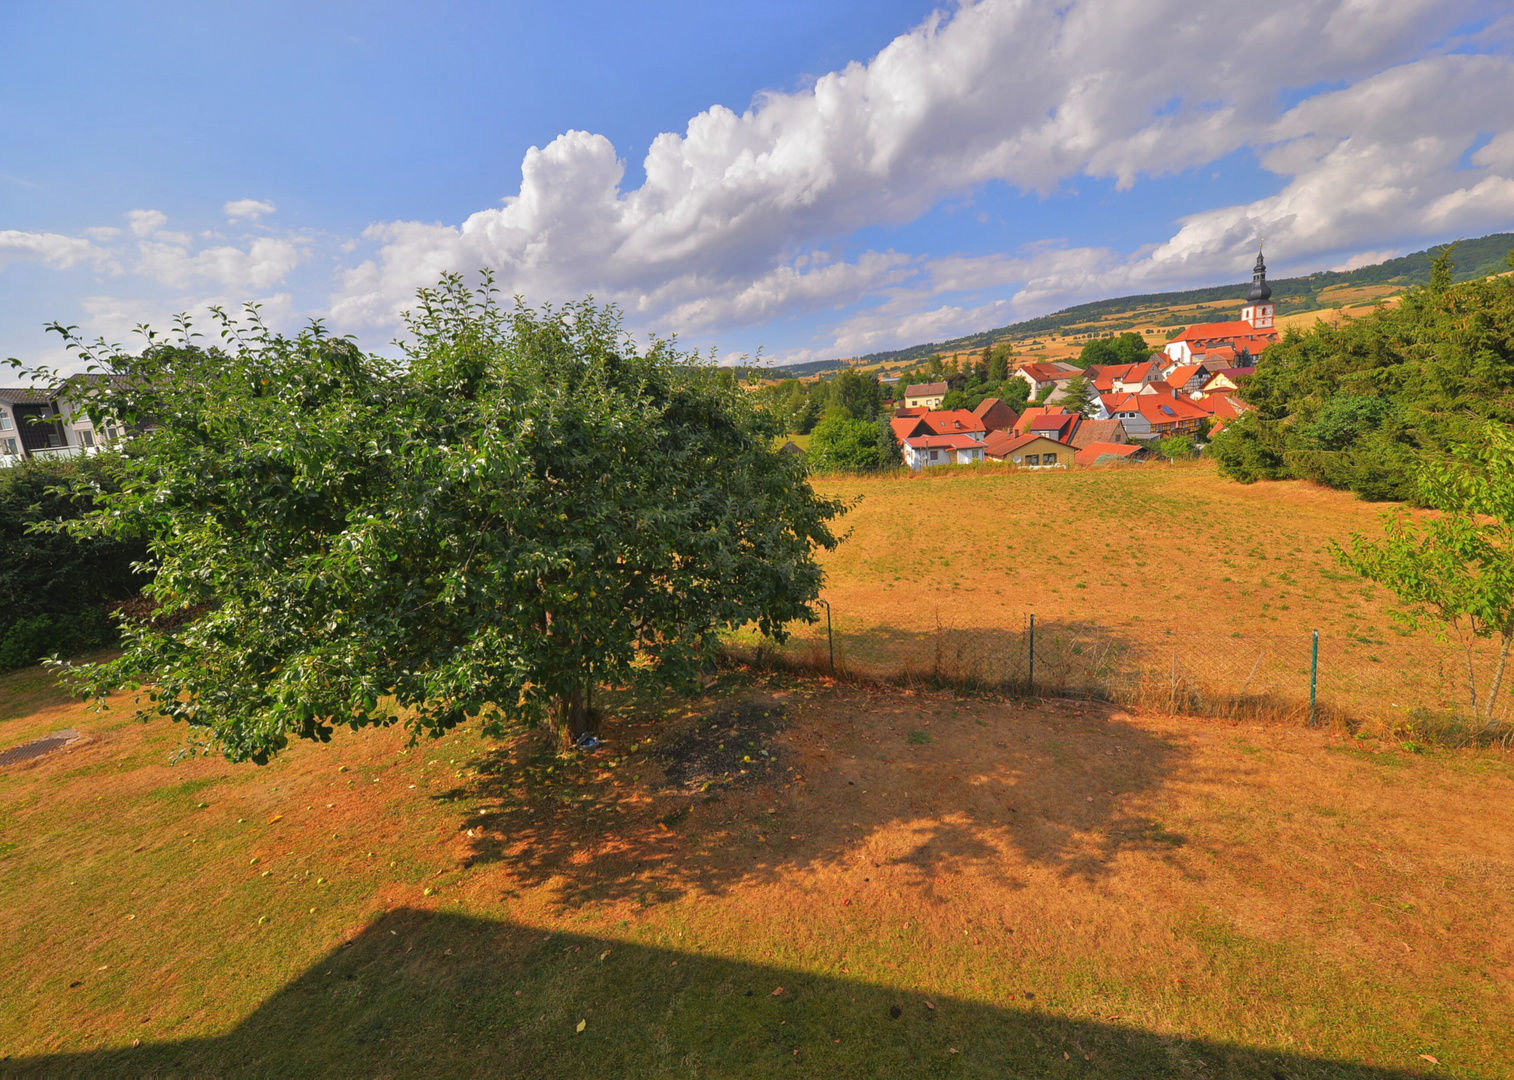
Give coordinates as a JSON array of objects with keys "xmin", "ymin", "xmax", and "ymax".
[
  {"xmin": 328, "ymin": 0, "xmax": 1513, "ymax": 355},
  {"xmin": 5, "ymin": 0, "xmax": 1513, "ymax": 363}
]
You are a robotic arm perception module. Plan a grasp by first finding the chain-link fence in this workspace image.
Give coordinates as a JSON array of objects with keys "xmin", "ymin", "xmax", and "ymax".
[{"xmin": 724, "ymin": 605, "xmax": 1514, "ymax": 745}]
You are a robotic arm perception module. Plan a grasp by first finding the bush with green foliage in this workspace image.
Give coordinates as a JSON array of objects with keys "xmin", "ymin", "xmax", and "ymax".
[
  {"xmin": 808, "ymin": 409, "xmax": 889, "ymax": 471},
  {"xmin": 1077, "ymin": 332, "xmax": 1151, "ymax": 369},
  {"xmin": 0, "ymin": 453, "xmax": 147, "ymax": 670},
  {"xmin": 36, "ymin": 278, "xmax": 844, "ymax": 760},
  {"xmin": 1334, "ymin": 420, "xmax": 1514, "ymax": 726},
  {"xmin": 1213, "ymin": 247, "xmax": 1514, "ymax": 501}
]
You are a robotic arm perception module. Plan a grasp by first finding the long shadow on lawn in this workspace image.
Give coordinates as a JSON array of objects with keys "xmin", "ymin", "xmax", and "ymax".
[
  {"xmin": 9, "ymin": 908, "xmax": 1426, "ymax": 1079},
  {"xmin": 433, "ymin": 684, "xmax": 1202, "ymax": 910}
]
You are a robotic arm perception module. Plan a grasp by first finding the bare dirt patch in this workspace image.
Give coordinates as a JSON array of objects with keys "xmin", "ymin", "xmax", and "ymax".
[
  {"xmin": 655, "ymin": 699, "xmax": 788, "ymax": 792},
  {"xmin": 0, "ymin": 728, "xmax": 86, "ymax": 767}
]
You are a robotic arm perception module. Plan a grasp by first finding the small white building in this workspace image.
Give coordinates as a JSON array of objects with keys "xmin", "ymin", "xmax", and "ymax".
[{"xmin": 903, "ymin": 433, "xmax": 985, "ymax": 470}]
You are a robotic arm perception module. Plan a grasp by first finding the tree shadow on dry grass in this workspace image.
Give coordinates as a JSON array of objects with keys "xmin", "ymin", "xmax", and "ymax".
[
  {"xmin": 7, "ymin": 908, "xmax": 1429, "ymax": 1079},
  {"xmin": 426, "ymin": 678, "xmax": 1197, "ymax": 911}
]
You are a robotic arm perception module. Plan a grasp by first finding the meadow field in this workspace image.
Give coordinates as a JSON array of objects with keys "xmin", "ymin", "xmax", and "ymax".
[
  {"xmin": 2, "ymin": 659, "xmax": 1513, "ymax": 1077},
  {"xmin": 3, "ymin": 462, "xmax": 1512, "ymax": 1077},
  {"xmin": 773, "ymin": 461, "xmax": 1505, "ymax": 734}
]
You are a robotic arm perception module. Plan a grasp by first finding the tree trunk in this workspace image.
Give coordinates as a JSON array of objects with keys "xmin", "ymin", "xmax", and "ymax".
[
  {"xmin": 1484, "ymin": 630, "xmax": 1513, "ymax": 729},
  {"xmin": 550, "ymin": 685, "xmax": 597, "ymax": 750},
  {"xmin": 1463, "ymin": 640, "xmax": 1479, "ymax": 718}
]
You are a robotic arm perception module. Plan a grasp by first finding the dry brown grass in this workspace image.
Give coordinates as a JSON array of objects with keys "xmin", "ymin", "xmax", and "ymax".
[
  {"xmin": 2, "ymin": 663, "xmax": 1512, "ymax": 1075},
  {"xmin": 807, "ymin": 460, "xmax": 1407, "ymax": 638},
  {"xmin": 751, "ymin": 461, "xmax": 1510, "ymax": 738}
]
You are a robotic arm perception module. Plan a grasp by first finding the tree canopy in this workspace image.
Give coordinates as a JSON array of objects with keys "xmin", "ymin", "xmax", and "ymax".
[
  {"xmin": 1212, "ymin": 247, "xmax": 1514, "ymax": 501},
  {"xmin": 1077, "ymin": 332, "xmax": 1151, "ymax": 369},
  {"xmin": 40, "ymin": 277, "xmax": 844, "ymax": 761}
]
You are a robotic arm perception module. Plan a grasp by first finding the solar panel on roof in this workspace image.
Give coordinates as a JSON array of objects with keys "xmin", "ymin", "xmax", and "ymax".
[{"xmin": 1161, "ymin": 405, "xmax": 1175, "ymax": 415}]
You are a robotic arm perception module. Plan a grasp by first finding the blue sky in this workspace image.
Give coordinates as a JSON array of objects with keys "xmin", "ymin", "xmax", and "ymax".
[{"xmin": 3, "ymin": 0, "xmax": 1513, "ymax": 370}]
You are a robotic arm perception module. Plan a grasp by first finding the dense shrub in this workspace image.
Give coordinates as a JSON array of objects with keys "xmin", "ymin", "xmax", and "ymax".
[{"xmin": 0, "ymin": 455, "xmax": 147, "ymax": 669}]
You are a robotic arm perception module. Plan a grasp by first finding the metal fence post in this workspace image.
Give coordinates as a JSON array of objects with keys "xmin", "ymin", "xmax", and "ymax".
[
  {"xmin": 817, "ymin": 599, "xmax": 834, "ymax": 675},
  {"xmin": 1309, "ymin": 629, "xmax": 1319, "ymax": 726},
  {"xmin": 1028, "ymin": 613, "xmax": 1035, "ymax": 697}
]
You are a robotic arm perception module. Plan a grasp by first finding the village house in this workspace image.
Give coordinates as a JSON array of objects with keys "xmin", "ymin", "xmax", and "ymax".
[
  {"xmin": 902, "ymin": 381, "xmax": 949, "ymax": 409},
  {"xmin": 1068, "ymin": 417, "xmax": 1129, "ymax": 450},
  {"xmin": 1087, "ymin": 361, "xmax": 1163, "ymax": 395},
  {"xmin": 1097, "ymin": 388, "xmax": 1210, "ymax": 438},
  {"xmin": 982, "ymin": 431, "xmax": 1075, "ymax": 469},
  {"xmin": 903, "ymin": 433, "xmax": 985, "ymax": 469},
  {"xmin": 972, "ymin": 397, "xmax": 1018, "ymax": 433},
  {"xmin": 1163, "ymin": 364, "xmax": 1208, "ymax": 395},
  {"xmin": 1163, "ymin": 250, "xmax": 1280, "ymax": 366},
  {"xmin": 1014, "ymin": 362, "xmax": 1081, "ymax": 399},
  {"xmin": 890, "ymin": 408, "xmax": 988, "ymax": 445}
]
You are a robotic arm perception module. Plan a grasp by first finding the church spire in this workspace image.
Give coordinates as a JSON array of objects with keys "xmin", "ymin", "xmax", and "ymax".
[{"xmin": 1246, "ymin": 243, "xmax": 1272, "ymax": 302}]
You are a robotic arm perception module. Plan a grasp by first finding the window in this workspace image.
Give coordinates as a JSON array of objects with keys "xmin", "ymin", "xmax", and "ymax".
[
  {"xmin": 1, "ymin": 437, "xmax": 16, "ymax": 455},
  {"xmin": 1026, "ymin": 454, "xmax": 1040, "ymax": 465},
  {"xmin": 0, "ymin": 412, "xmax": 11, "ymax": 430},
  {"xmin": 1043, "ymin": 453, "xmax": 1057, "ymax": 464},
  {"xmin": 79, "ymin": 428, "xmax": 94, "ymax": 448},
  {"xmin": 930, "ymin": 450, "xmax": 939, "ymax": 460}
]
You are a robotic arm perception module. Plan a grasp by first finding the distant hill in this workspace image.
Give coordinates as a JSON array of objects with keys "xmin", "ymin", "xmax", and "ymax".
[{"xmin": 768, "ymin": 231, "xmax": 1513, "ymax": 373}]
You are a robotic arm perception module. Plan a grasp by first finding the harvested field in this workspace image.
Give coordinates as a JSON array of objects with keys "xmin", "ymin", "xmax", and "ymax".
[{"xmin": 1, "ymin": 662, "xmax": 1511, "ymax": 1076}]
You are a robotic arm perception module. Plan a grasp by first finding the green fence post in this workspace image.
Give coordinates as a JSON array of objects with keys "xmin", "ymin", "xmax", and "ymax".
[
  {"xmin": 1028, "ymin": 613, "xmax": 1035, "ymax": 697},
  {"xmin": 1309, "ymin": 629, "xmax": 1319, "ymax": 726}
]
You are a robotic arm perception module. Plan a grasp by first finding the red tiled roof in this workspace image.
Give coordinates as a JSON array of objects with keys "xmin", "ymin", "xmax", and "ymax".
[
  {"xmin": 891, "ymin": 416, "xmax": 929, "ymax": 442},
  {"xmin": 892, "ymin": 405, "xmax": 929, "ymax": 418},
  {"xmin": 1102, "ymin": 390, "xmax": 1207, "ymax": 426},
  {"xmin": 971, "ymin": 397, "xmax": 1019, "ymax": 433},
  {"xmin": 904, "ymin": 381, "xmax": 949, "ymax": 397},
  {"xmin": 1074, "ymin": 442, "xmax": 1141, "ymax": 466},
  {"xmin": 1019, "ymin": 362, "xmax": 1078, "ymax": 383},
  {"xmin": 1197, "ymin": 394, "xmax": 1248, "ymax": 421},
  {"xmin": 1069, "ymin": 418, "xmax": 1127, "ymax": 449},
  {"xmin": 1171, "ymin": 321, "xmax": 1271, "ymax": 343},
  {"xmin": 1164, "ymin": 364, "xmax": 1204, "ymax": 389},
  {"xmin": 919, "ymin": 409, "xmax": 987, "ymax": 436},
  {"xmin": 1012, "ymin": 405, "xmax": 1073, "ymax": 436}
]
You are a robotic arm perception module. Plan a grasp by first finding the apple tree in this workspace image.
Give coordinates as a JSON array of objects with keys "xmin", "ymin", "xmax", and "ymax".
[{"xmin": 41, "ymin": 275, "xmax": 844, "ymax": 761}]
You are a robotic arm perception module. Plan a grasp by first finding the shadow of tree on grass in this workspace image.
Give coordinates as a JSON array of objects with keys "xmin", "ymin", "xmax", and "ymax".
[
  {"xmin": 9, "ymin": 908, "xmax": 1430, "ymax": 1079},
  {"xmin": 427, "ymin": 685, "xmax": 1203, "ymax": 912}
]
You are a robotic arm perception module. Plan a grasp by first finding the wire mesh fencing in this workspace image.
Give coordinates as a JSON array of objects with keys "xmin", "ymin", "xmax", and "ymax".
[{"xmin": 723, "ymin": 605, "xmax": 1514, "ymax": 745}]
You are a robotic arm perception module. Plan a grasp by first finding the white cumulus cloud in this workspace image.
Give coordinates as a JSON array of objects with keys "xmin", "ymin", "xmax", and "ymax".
[
  {"xmin": 127, "ymin": 209, "xmax": 167, "ymax": 237},
  {"xmin": 224, "ymin": 198, "xmax": 277, "ymax": 221},
  {"xmin": 0, "ymin": 230, "xmax": 107, "ymax": 271},
  {"xmin": 332, "ymin": 0, "xmax": 1498, "ymax": 350}
]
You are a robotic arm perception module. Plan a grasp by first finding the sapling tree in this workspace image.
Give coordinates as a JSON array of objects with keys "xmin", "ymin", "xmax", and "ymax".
[
  {"xmin": 1334, "ymin": 420, "xmax": 1514, "ymax": 725},
  {"xmin": 36, "ymin": 276, "xmax": 844, "ymax": 761}
]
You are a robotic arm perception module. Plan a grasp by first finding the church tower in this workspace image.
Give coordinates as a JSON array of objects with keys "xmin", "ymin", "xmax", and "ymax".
[{"xmin": 1240, "ymin": 247, "xmax": 1274, "ymax": 329}]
